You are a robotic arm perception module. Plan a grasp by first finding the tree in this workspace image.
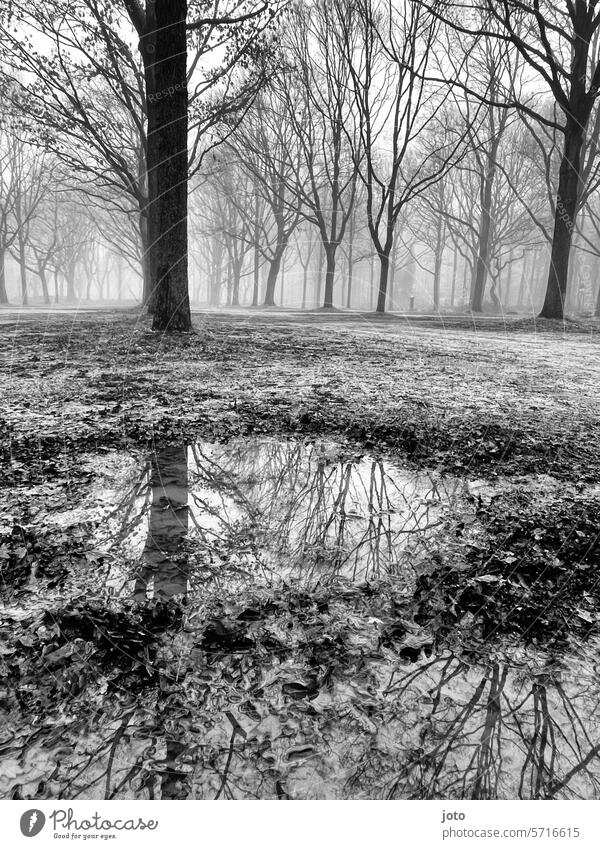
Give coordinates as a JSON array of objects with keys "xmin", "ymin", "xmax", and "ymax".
[
  {"xmin": 226, "ymin": 91, "xmax": 304, "ymax": 306},
  {"xmin": 2, "ymin": 0, "xmax": 285, "ymax": 329},
  {"xmin": 427, "ymin": 0, "xmax": 600, "ymax": 319},
  {"xmin": 278, "ymin": 0, "xmax": 361, "ymax": 308},
  {"xmin": 332, "ymin": 0, "xmax": 469, "ymax": 313},
  {"xmin": 0, "ymin": 122, "xmax": 51, "ymax": 305}
]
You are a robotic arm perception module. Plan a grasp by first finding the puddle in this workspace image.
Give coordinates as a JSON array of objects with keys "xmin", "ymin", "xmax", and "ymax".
[
  {"xmin": 63, "ymin": 438, "xmax": 473, "ymax": 596},
  {"xmin": 2, "ymin": 438, "xmax": 600, "ymax": 799}
]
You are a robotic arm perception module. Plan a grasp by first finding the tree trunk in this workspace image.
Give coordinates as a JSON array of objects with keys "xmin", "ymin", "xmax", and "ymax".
[
  {"xmin": 301, "ymin": 263, "xmax": 308, "ymax": 310},
  {"xmin": 0, "ymin": 248, "xmax": 8, "ymax": 304},
  {"xmin": 147, "ymin": 0, "xmax": 191, "ymax": 332},
  {"xmin": 346, "ymin": 218, "xmax": 354, "ymax": 310},
  {"xmin": 231, "ymin": 259, "xmax": 241, "ymax": 306},
  {"xmin": 504, "ymin": 255, "xmax": 514, "ymax": 308},
  {"xmin": 279, "ymin": 255, "xmax": 285, "ymax": 305},
  {"xmin": 323, "ymin": 244, "xmax": 336, "ymax": 308},
  {"xmin": 316, "ymin": 242, "xmax": 324, "ymax": 308},
  {"xmin": 471, "ymin": 160, "xmax": 495, "ymax": 313},
  {"xmin": 450, "ymin": 245, "xmax": 458, "ymax": 307},
  {"xmin": 18, "ymin": 233, "xmax": 28, "ymax": 306},
  {"xmin": 389, "ymin": 239, "xmax": 398, "ymax": 310},
  {"xmin": 376, "ymin": 252, "xmax": 390, "ymax": 314},
  {"xmin": 39, "ymin": 267, "xmax": 50, "ymax": 305},
  {"xmin": 66, "ymin": 267, "xmax": 76, "ymax": 302},
  {"xmin": 140, "ymin": 214, "xmax": 154, "ymax": 308},
  {"xmin": 540, "ymin": 122, "xmax": 584, "ymax": 320},
  {"xmin": 252, "ymin": 197, "xmax": 260, "ymax": 307},
  {"xmin": 264, "ymin": 250, "xmax": 284, "ymax": 306}
]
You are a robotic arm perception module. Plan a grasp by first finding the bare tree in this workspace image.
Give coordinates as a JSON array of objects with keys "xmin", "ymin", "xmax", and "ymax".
[
  {"xmin": 332, "ymin": 0, "xmax": 469, "ymax": 313},
  {"xmin": 426, "ymin": 0, "xmax": 600, "ymax": 319}
]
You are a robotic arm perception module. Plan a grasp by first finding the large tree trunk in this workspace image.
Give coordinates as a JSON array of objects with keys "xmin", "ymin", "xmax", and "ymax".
[
  {"xmin": 540, "ymin": 123, "xmax": 584, "ymax": 320},
  {"xmin": 376, "ymin": 252, "xmax": 391, "ymax": 314},
  {"xmin": 315, "ymin": 242, "xmax": 324, "ymax": 308},
  {"xmin": 147, "ymin": 0, "xmax": 191, "ymax": 332},
  {"xmin": 322, "ymin": 244, "xmax": 336, "ymax": 308},
  {"xmin": 264, "ymin": 249, "xmax": 284, "ymax": 306}
]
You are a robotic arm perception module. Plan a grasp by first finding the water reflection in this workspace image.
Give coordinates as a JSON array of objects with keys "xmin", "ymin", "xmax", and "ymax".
[
  {"xmin": 381, "ymin": 651, "xmax": 600, "ymax": 799},
  {"xmin": 5, "ymin": 439, "xmax": 600, "ymax": 800},
  {"xmin": 101, "ymin": 438, "xmax": 467, "ymax": 593},
  {"xmin": 134, "ymin": 446, "xmax": 189, "ymax": 602}
]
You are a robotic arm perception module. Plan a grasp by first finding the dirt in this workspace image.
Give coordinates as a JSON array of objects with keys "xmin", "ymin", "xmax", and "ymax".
[
  {"xmin": 1, "ymin": 309, "xmax": 599, "ymax": 482},
  {"xmin": 2, "ymin": 309, "xmax": 600, "ymax": 801}
]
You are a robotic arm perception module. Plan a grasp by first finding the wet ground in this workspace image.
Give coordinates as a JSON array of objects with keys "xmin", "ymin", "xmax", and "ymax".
[{"xmin": 3, "ymin": 436, "xmax": 600, "ymax": 799}]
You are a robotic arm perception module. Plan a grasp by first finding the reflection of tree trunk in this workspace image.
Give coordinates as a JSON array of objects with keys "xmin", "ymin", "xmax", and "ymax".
[
  {"xmin": 161, "ymin": 740, "xmax": 188, "ymax": 800},
  {"xmin": 136, "ymin": 445, "xmax": 190, "ymax": 800},
  {"xmin": 135, "ymin": 445, "xmax": 189, "ymax": 601}
]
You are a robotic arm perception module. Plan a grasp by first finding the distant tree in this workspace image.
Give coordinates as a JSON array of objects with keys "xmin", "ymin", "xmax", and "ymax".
[
  {"xmin": 278, "ymin": 0, "xmax": 361, "ymax": 308},
  {"xmin": 426, "ymin": 0, "xmax": 600, "ymax": 319},
  {"xmin": 226, "ymin": 91, "xmax": 305, "ymax": 306},
  {"xmin": 332, "ymin": 0, "xmax": 470, "ymax": 313},
  {"xmin": 0, "ymin": 122, "xmax": 51, "ymax": 304}
]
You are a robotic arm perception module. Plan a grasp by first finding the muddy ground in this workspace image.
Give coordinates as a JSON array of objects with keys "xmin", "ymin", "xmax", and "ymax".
[{"xmin": 1, "ymin": 309, "xmax": 600, "ymax": 800}]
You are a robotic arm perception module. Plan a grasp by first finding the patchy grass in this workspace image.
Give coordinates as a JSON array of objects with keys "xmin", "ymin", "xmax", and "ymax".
[{"xmin": 1, "ymin": 309, "xmax": 600, "ymax": 482}]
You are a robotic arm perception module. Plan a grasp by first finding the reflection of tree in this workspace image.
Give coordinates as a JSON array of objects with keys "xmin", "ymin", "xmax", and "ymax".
[
  {"xmin": 184, "ymin": 440, "xmax": 463, "ymax": 586},
  {"xmin": 134, "ymin": 446, "xmax": 189, "ymax": 601},
  {"xmin": 381, "ymin": 655, "xmax": 600, "ymax": 800},
  {"xmin": 128, "ymin": 446, "xmax": 191, "ymax": 798}
]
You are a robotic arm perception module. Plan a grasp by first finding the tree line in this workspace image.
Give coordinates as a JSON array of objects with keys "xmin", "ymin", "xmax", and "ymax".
[{"xmin": 0, "ymin": 0, "xmax": 599, "ymax": 327}]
